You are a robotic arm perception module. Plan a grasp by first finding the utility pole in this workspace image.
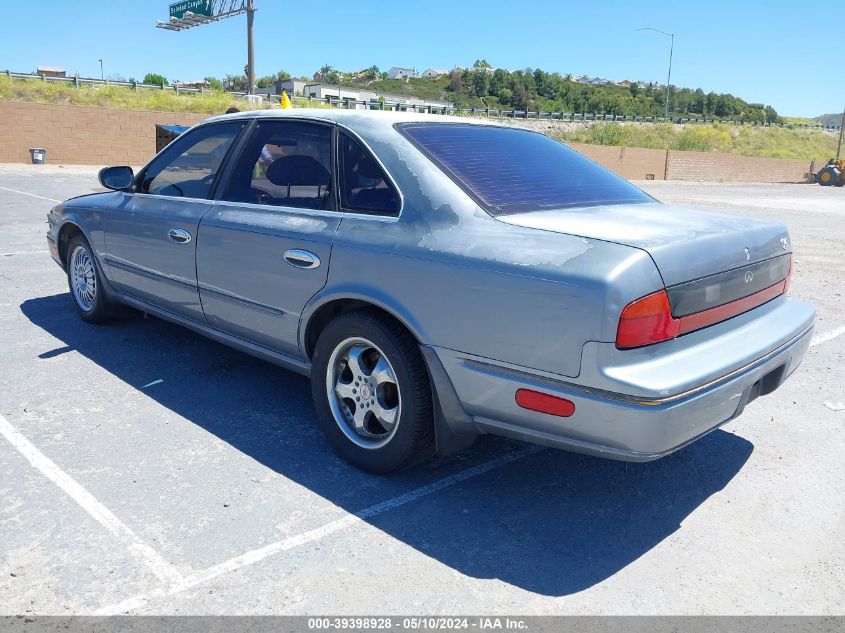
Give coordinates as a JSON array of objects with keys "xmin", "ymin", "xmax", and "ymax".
[
  {"xmin": 246, "ymin": 0, "xmax": 255, "ymax": 95},
  {"xmin": 837, "ymin": 105, "xmax": 845, "ymax": 159},
  {"xmin": 638, "ymin": 27, "xmax": 674, "ymax": 121},
  {"xmin": 98, "ymin": 59, "xmax": 103, "ymax": 81}
]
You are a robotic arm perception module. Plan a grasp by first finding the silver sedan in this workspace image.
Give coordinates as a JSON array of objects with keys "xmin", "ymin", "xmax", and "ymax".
[{"xmin": 46, "ymin": 110, "xmax": 815, "ymax": 473}]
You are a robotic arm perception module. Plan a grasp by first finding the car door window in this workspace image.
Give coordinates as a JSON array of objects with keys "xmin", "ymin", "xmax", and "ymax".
[
  {"xmin": 338, "ymin": 132, "xmax": 400, "ymax": 216},
  {"xmin": 223, "ymin": 121, "xmax": 333, "ymax": 210},
  {"xmin": 140, "ymin": 122, "xmax": 243, "ymax": 199}
]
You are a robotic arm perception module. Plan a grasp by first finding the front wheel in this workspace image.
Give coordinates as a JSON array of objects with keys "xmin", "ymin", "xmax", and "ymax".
[
  {"xmin": 311, "ymin": 311, "xmax": 435, "ymax": 473},
  {"xmin": 66, "ymin": 234, "xmax": 111, "ymax": 324}
]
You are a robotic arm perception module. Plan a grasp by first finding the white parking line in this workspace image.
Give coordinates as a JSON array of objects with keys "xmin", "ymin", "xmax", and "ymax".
[
  {"xmin": 811, "ymin": 326, "xmax": 845, "ymax": 347},
  {"xmin": 1, "ymin": 250, "xmax": 50, "ymax": 256},
  {"xmin": 0, "ymin": 414, "xmax": 183, "ymax": 585},
  {"xmin": 0, "ymin": 185, "xmax": 61, "ymax": 203},
  {"xmin": 96, "ymin": 444, "xmax": 544, "ymax": 615}
]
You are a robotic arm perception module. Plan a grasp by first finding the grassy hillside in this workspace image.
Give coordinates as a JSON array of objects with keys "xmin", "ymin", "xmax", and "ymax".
[
  {"xmin": 1, "ymin": 76, "xmax": 836, "ymax": 161},
  {"xmin": 0, "ymin": 76, "xmax": 264, "ymax": 114},
  {"xmin": 556, "ymin": 123, "xmax": 838, "ymax": 161},
  {"xmin": 814, "ymin": 113, "xmax": 844, "ymax": 128}
]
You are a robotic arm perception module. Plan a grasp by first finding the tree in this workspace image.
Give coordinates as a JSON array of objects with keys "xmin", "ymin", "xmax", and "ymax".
[
  {"xmin": 143, "ymin": 73, "xmax": 168, "ymax": 86},
  {"xmin": 469, "ymin": 70, "xmax": 489, "ymax": 97},
  {"xmin": 447, "ymin": 69, "xmax": 463, "ymax": 93},
  {"xmin": 473, "ymin": 59, "xmax": 491, "ymax": 68},
  {"xmin": 205, "ymin": 76, "xmax": 224, "ymax": 91},
  {"xmin": 512, "ymin": 83, "xmax": 531, "ymax": 111}
]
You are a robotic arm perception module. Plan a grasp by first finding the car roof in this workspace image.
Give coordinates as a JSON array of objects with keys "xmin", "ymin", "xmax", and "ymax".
[{"xmin": 202, "ymin": 108, "xmax": 510, "ymax": 131}]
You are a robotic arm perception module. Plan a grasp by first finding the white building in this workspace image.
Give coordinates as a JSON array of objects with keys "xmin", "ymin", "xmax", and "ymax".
[
  {"xmin": 302, "ymin": 83, "xmax": 448, "ymax": 110},
  {"xmin": 388, "ymin": 66, "xmax": 417, "ymax": 80},
  {"xmin": 421, "ymin": 68, "xmax": 448, "ymax": 79}
]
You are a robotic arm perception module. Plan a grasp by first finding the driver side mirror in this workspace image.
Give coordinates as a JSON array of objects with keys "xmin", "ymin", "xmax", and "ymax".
[{"xmin": 99, "ymin": 166, "xmax": 135, "ymax": 192}]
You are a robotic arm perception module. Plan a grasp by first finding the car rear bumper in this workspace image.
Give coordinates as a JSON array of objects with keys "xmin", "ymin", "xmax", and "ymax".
[{"xmin": 429, "ymin": 297, "xmax": 815, "ymax": 461}]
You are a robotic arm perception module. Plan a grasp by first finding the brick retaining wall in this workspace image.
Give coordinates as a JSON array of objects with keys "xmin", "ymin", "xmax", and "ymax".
[{"xmin": 0, "ymin": 102, "xmax": 206, "ymax": 165}]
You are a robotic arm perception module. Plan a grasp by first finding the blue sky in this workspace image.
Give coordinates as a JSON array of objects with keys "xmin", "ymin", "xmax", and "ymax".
[{"xmin": 0, "ymin": 0, "xmax": 840, "ymax": 117}]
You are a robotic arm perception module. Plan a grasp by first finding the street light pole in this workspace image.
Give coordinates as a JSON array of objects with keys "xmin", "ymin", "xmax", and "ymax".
[
  {"xmin": 638, "ymin": 27, "xmax": 674, "ymax": 121},
  {"xmin": 246, "ymin": 0, "xmax": 255, "ymax": 95},
  {"xmin": 98, "ymin": 59, "xmax": 103, "ymax": 81}
]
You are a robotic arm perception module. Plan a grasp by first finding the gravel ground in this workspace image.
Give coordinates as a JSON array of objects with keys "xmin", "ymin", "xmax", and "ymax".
[{"xmin": 0, "ymin": 166, "xmax": 843, "ymax": 615}]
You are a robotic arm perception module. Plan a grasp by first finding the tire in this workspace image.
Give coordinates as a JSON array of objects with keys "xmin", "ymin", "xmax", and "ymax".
[
  {"xmin": 66, "ymin": 234, "xmax": 112, "ymax": 324},
  {"xmin": 311, "ymin": 310, "xmax": 435, "ymax": 473},
  {"xmin": 817, "ymin": 167, "xmax": 835, "ymax": 186}
]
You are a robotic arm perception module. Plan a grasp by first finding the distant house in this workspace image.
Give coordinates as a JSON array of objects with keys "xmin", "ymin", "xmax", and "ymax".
[
  {"xmin": 571, "ymin": 75, "xmax": 588, "ymax": 83},
  {"xmin": 470, "ymin": 65, "xmax": 495, "ymax": 75},
  {"xmin": 617, "ymin": 79, "xmax": 633, "ymax": 88},
  {"xmin": 302, "ymin": 83, "xmax": 448, "ymax": 109},
  {"xmin": 36, "ymin": 66, "xmax": 66, "ymax": 78},
  {"xmin": 421, "ymin": 68, "xmax": 448, "ymax": 79},
  {"xmin": 388, "ymin": 66, "xmax": 417, "ymax": 80},
  {"xmin": 173, "ymin": 79, "xmax": 210, "ymax": 90},
  {"xmin": 254, "ymin": 78, "xmax": 308, "ymax": 97}
]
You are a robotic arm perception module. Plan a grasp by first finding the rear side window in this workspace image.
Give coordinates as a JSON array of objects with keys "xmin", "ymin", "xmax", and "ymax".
[
  {"xmin": 398, "ymin": 123, "xmax": 652, "ymax": 215},
  {"xmin": 141, "ymin": 122, "xmax": 243, "ymax": 198},
  {"xmin": 338, "ymin": 132, "xmax": 400, "ymax": 215},
  {"xmin": 223, "ymin": 120, "xmax": 333, "ymax": 211}
]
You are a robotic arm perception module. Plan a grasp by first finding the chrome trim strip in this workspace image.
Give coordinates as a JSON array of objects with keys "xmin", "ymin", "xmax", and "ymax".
[{"xmin": 121, "ymin": 295, "xmax": 310, "ymax": 376}]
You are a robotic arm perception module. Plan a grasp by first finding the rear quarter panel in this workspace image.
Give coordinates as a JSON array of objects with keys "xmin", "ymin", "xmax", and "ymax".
[{"xmin": 305, "ymin": 121, "xmax": 664, "ymax": 378}]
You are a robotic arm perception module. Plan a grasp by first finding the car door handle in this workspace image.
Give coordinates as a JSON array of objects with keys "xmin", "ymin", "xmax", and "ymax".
[
  {"xmin": 168, "ymin": 228, "xmax": 192, "ymax": 244},
  {"xmin": 284, "ymin": 249, "xmax": 321, "ymax": 269}
]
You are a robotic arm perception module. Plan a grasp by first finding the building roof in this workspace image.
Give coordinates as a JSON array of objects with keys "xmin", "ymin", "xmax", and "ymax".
[{"xmin": 36, "ymin": 66, "xmax": 65, "ymax": 73}]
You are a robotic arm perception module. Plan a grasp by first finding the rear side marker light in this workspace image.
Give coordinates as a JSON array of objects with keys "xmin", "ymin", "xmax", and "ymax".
[{"xmin": 515, "ymin": 389, "xmax": 575, "ymax": 417}]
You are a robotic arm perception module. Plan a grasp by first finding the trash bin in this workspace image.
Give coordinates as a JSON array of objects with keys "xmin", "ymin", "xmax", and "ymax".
[{"xmin": 29, "ymin": 148, "xmax": 46, "ymax": 164}]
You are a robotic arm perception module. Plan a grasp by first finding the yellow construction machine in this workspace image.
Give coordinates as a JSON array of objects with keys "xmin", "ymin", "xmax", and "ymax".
[{"xmin": 816, "ymin": 109, "xmax": 845, "ymax": 186}]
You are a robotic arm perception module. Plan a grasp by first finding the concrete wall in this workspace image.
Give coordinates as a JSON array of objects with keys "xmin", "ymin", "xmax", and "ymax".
[
  {"xmin": 0, "ymin": 102, "xmax": 206, "ymax": 166},
  {"xmin": 0, "ymin": 102, "xmax": 816, "ymax": 183}
]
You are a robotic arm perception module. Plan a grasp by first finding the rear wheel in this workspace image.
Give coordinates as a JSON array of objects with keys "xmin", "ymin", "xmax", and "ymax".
[
  {"xmin": 66, "ymin": 234, "xmax": 111, "ymax": 324},
  {"xmin": 817, "ymin": 167, "xmax": 836, "ymax": 186},
  {"xmin": 311, "ymin": 311, "xmax": 434, "ymax": 473}
]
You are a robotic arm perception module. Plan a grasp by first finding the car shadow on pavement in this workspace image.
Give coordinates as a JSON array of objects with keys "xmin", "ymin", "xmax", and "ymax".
[{"xmin": 21, "ymin": 293, "xmax": 754, "ymax": 597}]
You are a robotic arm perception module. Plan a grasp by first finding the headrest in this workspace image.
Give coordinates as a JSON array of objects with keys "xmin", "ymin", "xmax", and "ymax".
[
  {"xmin": 353, "ymin": 154, "xmax": 384, "ymax": 180},
  {"xmin": 266, "ymin": 155, "xmax": 331, "ymax": 187}
]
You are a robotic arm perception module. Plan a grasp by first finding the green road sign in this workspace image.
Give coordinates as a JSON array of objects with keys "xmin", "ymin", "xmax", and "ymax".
[{"xmin": 169, "ymin": 0, "xmax": 212, "ymax": 19}]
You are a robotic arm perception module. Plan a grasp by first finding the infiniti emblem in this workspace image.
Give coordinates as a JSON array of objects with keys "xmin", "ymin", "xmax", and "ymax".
[{"xmin": 744, "ymin": 271, "xmax": 754, "ymax": 284}]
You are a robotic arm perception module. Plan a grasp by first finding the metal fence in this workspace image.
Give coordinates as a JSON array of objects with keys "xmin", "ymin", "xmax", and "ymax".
[{"xmin": 4, "ymin": 70, "xmax": 841, "ymax": 132}]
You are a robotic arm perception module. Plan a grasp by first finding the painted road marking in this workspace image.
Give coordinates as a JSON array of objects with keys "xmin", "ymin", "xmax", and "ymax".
[
  {"xmin": 96, "ymin": 444, "xmax": 545, "ymax": 615},
  {"xmin": 1, "ymin": 250, "xmax": 50, "ymax": 256},
  {"xmin": 0, "ymin": 185, "xmax": 61, "ymax": 203},
  {"xmin": 0, "ymin": 414, "xmax": 183, "ymax": 585},
  {"xmin": 811, "ymin": 325, "xmax": 845, "ymax": 348}
]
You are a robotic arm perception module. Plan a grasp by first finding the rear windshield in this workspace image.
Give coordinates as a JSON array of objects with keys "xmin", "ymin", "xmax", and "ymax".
[{"xmin": 398, "ymin": 123, "xmax": 652, "ymax": 216}]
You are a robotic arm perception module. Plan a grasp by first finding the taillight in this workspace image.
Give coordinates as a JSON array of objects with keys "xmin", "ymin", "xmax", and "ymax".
[
  {"xmin": 616, "ymin": 290, "xmax": 680, "ymax": 349},
  {"xmin": 784, "ymin": 254, "xmax": 793, "ymax": 293}
]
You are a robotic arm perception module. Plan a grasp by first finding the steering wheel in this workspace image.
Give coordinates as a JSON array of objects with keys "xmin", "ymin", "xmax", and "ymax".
[{"xmin": 249, "ymin": 185, "xmax": 275, "ymax": 204}]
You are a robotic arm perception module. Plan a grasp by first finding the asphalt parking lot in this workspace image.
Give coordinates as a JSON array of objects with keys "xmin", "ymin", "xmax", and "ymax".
[{"xmin": 0, "ymin": 165, "xmax": 843, "ymax": 615}]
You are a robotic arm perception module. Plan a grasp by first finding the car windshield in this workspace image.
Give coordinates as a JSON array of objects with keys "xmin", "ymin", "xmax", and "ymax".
[{"xmin": 398, "ymin": 123, "xmax": 653, "ymax": 216}]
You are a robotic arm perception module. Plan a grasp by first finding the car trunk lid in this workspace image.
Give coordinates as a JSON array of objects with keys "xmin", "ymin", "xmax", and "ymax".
[{"xmin": 497, "ymin": 202, "xmax": 791, "ymax": 286}]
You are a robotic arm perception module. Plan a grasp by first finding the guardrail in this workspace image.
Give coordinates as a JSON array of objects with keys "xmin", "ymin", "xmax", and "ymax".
[{"xmin": 4, "ymin": 70, "xmax": 841, "ymax": 132}]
